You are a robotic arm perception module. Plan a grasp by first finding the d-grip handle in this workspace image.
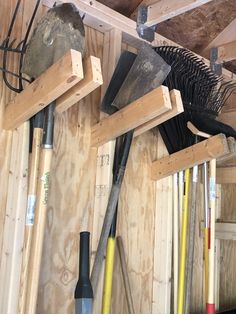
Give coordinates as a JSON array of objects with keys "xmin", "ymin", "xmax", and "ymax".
[{"xmin": 75, "ymin": 232, "xmax": 93, "ymax": 299}]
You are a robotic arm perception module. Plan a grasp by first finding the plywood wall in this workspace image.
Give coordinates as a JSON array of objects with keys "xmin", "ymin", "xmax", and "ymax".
[{"xmin": 1, "ymin": 1, "xmax": 236, "ymax": 314}]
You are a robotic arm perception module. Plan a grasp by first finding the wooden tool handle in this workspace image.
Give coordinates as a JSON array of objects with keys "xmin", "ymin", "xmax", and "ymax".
[
  {"xmin": 207, "ymin": 158, "xmax": 216, "ymax": 314},
  {"xmin": 25, "ymin": 148, "xmax": 52, "ymax": 314},
  {"xmin": 18, "ymin": 127, "xmax": 43, "ymax": 314}
]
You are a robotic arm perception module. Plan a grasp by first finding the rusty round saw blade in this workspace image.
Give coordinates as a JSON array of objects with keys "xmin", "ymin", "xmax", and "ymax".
[{"xmin": 22, "ymin": 2, "xmax": 85, "ymax": 78}]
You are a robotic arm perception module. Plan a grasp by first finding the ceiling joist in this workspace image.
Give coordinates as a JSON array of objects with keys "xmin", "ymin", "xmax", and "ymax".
[
  {"xmin": 142, "ymin": 0, "xmax": 214, "ymax": 27},
  {"xmin": 131, "ymin": 0, "xmax": 214, "ymax": 26},
  {"xmin": 204, "ymin": 18, "xmax": 236, "ymax": 54}
]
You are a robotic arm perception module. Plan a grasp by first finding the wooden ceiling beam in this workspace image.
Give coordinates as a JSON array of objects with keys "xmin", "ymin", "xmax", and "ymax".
[
  {"xmin": 217, "ymin": 40, "xmax": 236, "ymax": 63},
  {"xmin": 42, "ymin": 0, "xmax": 236, "ymax": 83},
  {"xmin": 203, "ymin": 18, "xmax": 236, "ymax": 55},
  {"xmin": 142, "ymin": 0, "xmax": 214, "ymax": 27}
]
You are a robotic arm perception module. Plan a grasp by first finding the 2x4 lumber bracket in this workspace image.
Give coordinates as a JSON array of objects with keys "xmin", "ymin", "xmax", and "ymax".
[
  {"xmin": 200, "ymin": 221, "xmax": 236, "ymax": 241},
  {"xmin": 91, "ymin": 85, "xmax": 172, "ymax": 147},
  {"xmin": 134, "ymin": 89, "xmax": 184, "ymax": 137},
  {"xmin": 151, "ymin": 134, "xmax": 229, "ymax": 181},
  {"xmin": 4, "ymin": 50, "xmax": 83, "ymax": 130},
  {"xmin": 56, "ymin": 55, "xmax": 102, "ymax": 113},
  {"xmin": 145, "ymin": 0, "xmax": 214, "ymax": 27}
]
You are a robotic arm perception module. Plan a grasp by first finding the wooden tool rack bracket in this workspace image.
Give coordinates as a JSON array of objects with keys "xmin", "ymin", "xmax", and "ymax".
[
  {"xmin": 150, "ymin": 134, "xmax": 236, "ymax": 181},
  {"xmin": 91, "ymin": 88, "xmax": 184, "ymax": 147},
  {"xmin": 3, "ymin": 49, "xmax": 103, "ymax": 130}
]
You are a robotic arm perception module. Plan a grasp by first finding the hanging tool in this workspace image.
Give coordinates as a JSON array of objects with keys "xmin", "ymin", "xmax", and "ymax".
[
  {"xmin": 19, "ymin": 4, "xmax": 86, "ymax": 313},
  {"xmin": 75, "ymin": 232, "xmax": 93, "ymax": 314},
  {"xmin": 91, "ymin": 44, "xmax": 171, "ymax": 299},
  {"xmin": 1, "ymin": 0, "xmax": 41, "ymax": 93},
  {"xmin": 153, "ymin": 46, "xmax": 236, "ymax": 314}
]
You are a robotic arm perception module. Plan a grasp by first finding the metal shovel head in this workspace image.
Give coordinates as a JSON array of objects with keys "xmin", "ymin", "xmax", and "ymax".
[
  {"xmin": 113, "ymin": 44, "xmax": 171, "ymax": 110},
  {"xmin": 22, "ymin": 3, "xmax": 85, "ymax": 78},
  {"xmin": 101, "ymin": 51, "xmax": 137, "ymax": 114}
]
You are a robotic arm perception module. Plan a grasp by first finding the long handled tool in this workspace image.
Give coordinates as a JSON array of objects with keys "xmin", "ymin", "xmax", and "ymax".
[
  {"xmin": 75, "ymin": 232, "xmax": 93, "ymax": 314},
  {"xmin": 153, "ymin": 46, "xmax": 236, "ymax": 314},
  {"xmin": 19, "ymin": 4, "xmax": 85, "ymax": 313},
  {"xmin": 203, "ymin": 161, "xmax": 210, "ymax": 302},
  {"xmin": 91, "ymin": 44, "xmax": 171, "ymax": 298},
  {"xmin": 18, "ymin": 111, "xmax": 44, "ymax": 314}
]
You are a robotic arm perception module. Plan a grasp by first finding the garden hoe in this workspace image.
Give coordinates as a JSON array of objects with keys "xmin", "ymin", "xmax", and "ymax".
[{"xmin": 18, "ymin": 3, "xmax": 85, "ymax": 314}]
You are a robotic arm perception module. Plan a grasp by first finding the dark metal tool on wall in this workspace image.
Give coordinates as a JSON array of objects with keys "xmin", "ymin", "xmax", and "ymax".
[{"xmin": 91, "ymin": 44, "xmax": 171, "ymax": 303}]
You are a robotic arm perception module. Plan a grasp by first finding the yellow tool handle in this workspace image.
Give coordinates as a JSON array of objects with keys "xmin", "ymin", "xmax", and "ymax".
[
  {"xmin": 204, "ymin": 227, "xmax": 209, "ymax": 303},
  {"xmin": 177, "ymin": 168, "xmax": 190, "ymax": 314},
  {"xmin": 102, "ymin": 236, "xmax": 116, "ymax": 314}
]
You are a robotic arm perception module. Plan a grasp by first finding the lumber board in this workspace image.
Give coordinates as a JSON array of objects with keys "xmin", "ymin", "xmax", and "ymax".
[
  {"xmin": 145, "ymin": 0, "xmax": 214, "ymax": 27},
  {"xmin": 152, "ymin": 134, "xmax": 172, "ymax": 313},
  {"xmin": 4, "ymin": 49, "xmax": 83, "ymax": 130},
  {"xmin": 151, "ymin": 134, "xmax": 230, "ymax": 180},
  {"xmin": 134, "ymin": 89, "xmax": 184, "ymax": 137},
  {"xmin": 91, "ymin": 85, "xmax": 172, "ymax": 147},
  {"xmin": 220, "ymin": 185, "xmax": 236, "ymax": 310},
  {"xmin": 204, "ymin": 18, "xmax": 236, "ymax": 54},
  {"xmin": 42, "ymin": 0, "xmax": 236, "ymax": 82},
  {"xmin": 56, "ymin": 55, "xmax": 103, "ymax": 113},
  {"xmin": 217, "ymin": 40, "xmax": 236, "ymax": 63},
  {"xmin": 200, "ymin": 221, "xmax": 236, "ymax": 241},
  {"xmin": 216, "ymin": 167, "xmax": 236, "ymax": 184},
  {"xmin": 112, "ymin": 130, "xmax": 158, "ymax": 313},
  {"xmin": 0, "ymin": 123, "xmax": 29, "ymax": 314}
]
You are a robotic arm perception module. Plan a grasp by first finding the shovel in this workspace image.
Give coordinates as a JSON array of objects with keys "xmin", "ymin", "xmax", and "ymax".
[
  {"xmin": 18, "ymin": 4, "xmax": 85, "ymax": 314},
  {"xmin": 91, "ymin": 44, "xmax": 171, "ymax": 302}
]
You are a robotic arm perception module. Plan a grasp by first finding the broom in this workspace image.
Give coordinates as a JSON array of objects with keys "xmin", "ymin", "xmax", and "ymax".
[{"xmin": 153, "ymin": 46, "xmax": 236, "ymax": 314}]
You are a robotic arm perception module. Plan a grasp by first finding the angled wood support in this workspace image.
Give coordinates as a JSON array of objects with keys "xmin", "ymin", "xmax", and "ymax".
[
  {"xmin": 4, "ymin": 50, "xmax": 83, "ymax": 130},
  {"xmin": 151, "ymin": 134, "xmax": 230, "ymax": 181},
  {"xmin": 134, "ymin": 89, "xmax": 183, "ymax": 137},
  {"xmin": 56, "ymin": 56, "xmax": 103, "ymax": 113},
  {"xmin": 200, "ymin": 221, "xmax": 236, "ymax": 241},
  {"xmin": 144, "ymin": 0, "xmax": 214, "ymax": 27},
  {"xmin": 204, "ymin": 18, "xmax": 236, "ymax": 54},
  {"xmin": 217, "ymin": 41, "xmax": 236, "ymax": 63},
  {"xmin": 91, "ymin": 85, "xmax": 172, "ymax": 147}
]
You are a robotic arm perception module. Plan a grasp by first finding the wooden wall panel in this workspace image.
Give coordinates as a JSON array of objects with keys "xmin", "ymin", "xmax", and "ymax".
[
  {"xmin": 112, "ymin": 130, "xmax": 158, "ymax": 314},
  {"xmin": 220, "ymin": 184, "xmax": 236, "ymax": 311},
  {"xmin": 1, "ymin": 1, "xmax": 236, "ymax": 314}
]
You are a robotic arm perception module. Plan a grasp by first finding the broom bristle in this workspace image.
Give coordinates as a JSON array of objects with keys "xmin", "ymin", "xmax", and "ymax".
[{"xmin": 154, "ymin": 46, "xmax": 236, "ymax": 154}]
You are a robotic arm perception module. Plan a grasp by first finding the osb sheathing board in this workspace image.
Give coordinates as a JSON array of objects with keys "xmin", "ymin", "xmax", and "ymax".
[{"xmin": 0, "ymin": 1, "xmax": 236, "ymax": 314}]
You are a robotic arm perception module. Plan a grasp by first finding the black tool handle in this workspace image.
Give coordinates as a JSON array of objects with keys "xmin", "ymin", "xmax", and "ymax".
[{"xmin": 75, "ymin": 232, "xmax": 93, "ymax": 299}]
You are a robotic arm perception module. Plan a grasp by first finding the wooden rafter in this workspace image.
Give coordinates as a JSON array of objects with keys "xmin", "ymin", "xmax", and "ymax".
[
  {"xmin": 217, "ymin": 40, "xmax": 236, "ymax": 63},
  {"xmin": 132, "ymin": 0, "xmax": 214, "ymax": 27},
  {"xmin": 204, "ymin": 18, "xmax": 236, "ymax": 54}
]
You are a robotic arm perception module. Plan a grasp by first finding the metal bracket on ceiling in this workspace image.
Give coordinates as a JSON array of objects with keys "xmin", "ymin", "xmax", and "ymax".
[
  {"xmin": 210, "ymin": 47, "xmax": 222, "ymax": 75},
  {"xmin": 136, "ymin": 6, "xmax": 156, "ymax": 43}
]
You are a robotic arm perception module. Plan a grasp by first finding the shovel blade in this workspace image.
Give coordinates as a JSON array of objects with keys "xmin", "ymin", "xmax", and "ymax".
[{"xmin": 22, "ymin": 3, "xmax": 85, "ymax": 78}]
